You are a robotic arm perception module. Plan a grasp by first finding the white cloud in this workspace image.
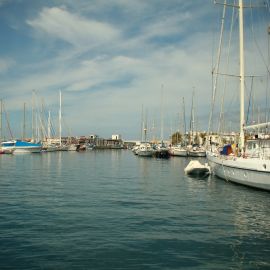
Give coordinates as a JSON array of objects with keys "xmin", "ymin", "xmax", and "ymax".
[
  {"xmin": 27, "ymin": 7, "xmax": 120, "ymax": 48},
  {"xmin": 141, "ymin": 11, "xmax": 191, "ymax": 41},
  {"xmin": 4, "ymin": 1, "xmax": 267, "ymax": 138}
]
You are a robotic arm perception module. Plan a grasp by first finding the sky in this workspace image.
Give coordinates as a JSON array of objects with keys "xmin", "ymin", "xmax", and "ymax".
[{"xmin": 0, "ymin": 0, "xmax": 269, "ymax": 140}]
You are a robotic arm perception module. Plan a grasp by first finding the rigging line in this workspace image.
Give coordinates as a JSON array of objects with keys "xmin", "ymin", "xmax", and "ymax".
[
  {"xmin": 190, "ymin": 89, "xmax": 194, "ymax": 137},
  {"xmin": 224, "ymin": 83, "xmax": 238, "ymax": 130},
  {"xmin": 3, "ymin": 102, "xmax": 13, "ymax": 140},
  {"xmin": 268, "ymin": 29, "xmax": 270, "ymax": 124},
  {"xmin": 37, "ymin": 97, "xmax": 47, "ymax": 140},
  {"xmin": 218, "ymin": 0, "xmax": 236, "ymax": 134},
  {"xmin": 251, "ymin": 0, "xmax": 270, "ymax": 124},
  {"xmin": 182, "ymin": 97, "xmax": 186, "ymax": 135},
  {"xmin": 250, "ymin": 2, "xmax": 270, "ymax": 75},
  {"xmin": 212, "ymin": 72, "xmax": 264, "ymax": 78},
  {"xmin": 246, "ymin": 76, "xmax": 254, "ymax": 125},
  {"xmin": 215, "ymin": 0, "xmax": 266, "ymax": 8},
  {"xmin": 267, "ymin": 1, "xmax": 270, "ymax": 124},
  {"xmin": 208, "ymin": 0, "xmax": 227, "ymax": 134}
]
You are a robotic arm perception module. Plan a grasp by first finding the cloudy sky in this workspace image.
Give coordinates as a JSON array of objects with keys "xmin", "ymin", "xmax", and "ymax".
[{"xmin": 0, "ymin": 0, "xmax": 269, "ymax": 140}]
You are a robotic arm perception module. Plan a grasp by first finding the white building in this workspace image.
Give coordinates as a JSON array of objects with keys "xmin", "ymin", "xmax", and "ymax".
[{"xmin": 112, "ymin": 134, "xmax": 121, "ymax": 140}]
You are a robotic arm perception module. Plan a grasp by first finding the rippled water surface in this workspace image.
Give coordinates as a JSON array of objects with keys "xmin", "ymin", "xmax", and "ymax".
[{"xmin": 0, "ymin": 150, "xmax": 269, "ymax": 269}]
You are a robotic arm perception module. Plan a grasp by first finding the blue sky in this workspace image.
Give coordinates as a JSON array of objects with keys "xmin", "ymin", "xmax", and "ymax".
[{"xmin": 0, "ymin": 0, "xmax": 269, "ymax": 140}]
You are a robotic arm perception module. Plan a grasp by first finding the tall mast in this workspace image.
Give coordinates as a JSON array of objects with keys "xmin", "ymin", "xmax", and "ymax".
[
  {"xmin": 182, "ymin": 97, "xmax": 186, "ymax": 135},
  {"xmin": 23, "ymin": 102, "xmax": 26, "ymax": 140},
  {"xmin": 0, "ymin": 99, "xmax": 2, "ymax": 142},
  {"xmin": 208, "ymin": 0, "xmax": 227, "ymax": 134},
  {"xmin": 239, "ymin": 0, "xmax": 245, "ymax": 150},
  {"xmin": 160, "ymin": 84, "xmax": 164, "ymax": 142},
  {"xmin": 144, "ymin": 110, "xmax": 148, "ymax": 142},
  {"xmin": 182, "ymin": 97, "xmax": 186, "ymax": 146},
  {"xmin": 48, "ymin": 110, "xmax": 51, "ymax": 144},
  {"xmin": 140, "ymin": 104, "xmax": 144, "ymax": 142},
  {"xmin": 190, "ymin": 89, "xmax": 195, "ymax": 144},
  {"xmin": 32, "ymin": 90, "xmax": 35, "ymax": 141},
  {"xmin": 59, "ymin": 90, "xmax": 62, "ymax": 147}
]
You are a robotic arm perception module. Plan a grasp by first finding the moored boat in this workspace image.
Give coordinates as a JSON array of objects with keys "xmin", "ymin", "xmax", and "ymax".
[
  {"xmin": 206, "ymin": 0, "xmax": 270, "ymax": 191},
  {"xmin": 188, "ymin": 145, "xmax": 206, "ymax": 157},
  {"xmin": 0, "ymin": 148, "xmax": 14, "ymax": 154},
  {"xmin": 184, "ymin": 160, "xmax": 210, "ymax": 177},
  {"xmin": 169, "ymin": 145, "xmax": 188, "ymax": 157},
  {"xmin": 137, "ymin": 143, "xmax": 155, "ymax": 157},
  {"xmin": 154, "ymin": 142, "xmax": 170, "ymax": 158},
  {"xmin": 1, "ymin": 140, "xmax": 42, "ymax": 154}
]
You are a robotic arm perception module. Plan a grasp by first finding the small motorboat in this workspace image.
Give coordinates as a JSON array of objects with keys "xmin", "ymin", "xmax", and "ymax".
[{"xmin": 184, "ymin": 160, "xmax": 211, "ymax": 177}]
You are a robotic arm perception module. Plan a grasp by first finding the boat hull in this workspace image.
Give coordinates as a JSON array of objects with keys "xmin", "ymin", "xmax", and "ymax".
[
  {"xmin": 155, "ymin": 149, "xmax": 170, "ymax": 159},
  {"xmin": 169, "ymin": 149, "xmax": 188, "ymax": 157},
  {"xmin": 186, "ymin": 168, "xmax": 210, "ymax": 177},
  {"xmin": 43, "ymin": 146, "xmax": 59, "ymax": 152},
  {"xmin": 13, "ymin": 147, "xmax": 42, "ymax": 154},
  {"xmin": 0, "ymin": 149, "xmax": 14, "ymax": 154},
  {"xmin": 207, "ymin": 152, "xmax": 270, "ymax": 191},
  {"xmin": 1, "ymin": 140, "xmax": 42, "ymax": 154},
  {"xmin": 188, "ymin": 150, "xmax": 206, "ymax": 157},
  {"xmin": 137, "ymin": 150, "xmax": 154, "ymax": 157}
]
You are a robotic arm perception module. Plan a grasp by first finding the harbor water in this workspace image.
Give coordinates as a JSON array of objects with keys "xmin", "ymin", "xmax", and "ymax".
[{"xmin": 0, "ymin": 150, "xmax": 269, "ymax": 269}]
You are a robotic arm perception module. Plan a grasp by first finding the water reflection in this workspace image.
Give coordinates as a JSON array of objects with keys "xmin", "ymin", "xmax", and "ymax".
[{"xmin": 0, "ymin": 150, "xmax": 269, "ymax": 269}]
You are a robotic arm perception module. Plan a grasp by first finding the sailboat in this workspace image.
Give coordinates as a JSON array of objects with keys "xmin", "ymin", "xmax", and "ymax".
[
  {"xmin": 137, "ymin": 107, "xmax": 155, "ymax": 157},
  {"xmin": 154, "ymin": 85, "xmax": 170, "ymax": 158},
  {"xmin": 206, "ymin": 0, "xmax": 270, "ymax": 191},
  {"xmin": 1, "ymin": 99, "xmax": 42, "ymax": 154},
  {"xmin": 187, "ymin": 90, "xmax": 206, "ymax": 157},
  {"xmin": 0, "ymin": 100, "xmax": 14, "ymax": 154},
  {"xmin": 169, "ymin": 97, "xmax": 188, "ymax": 157},
  {"xmin": 43, "ymin": 110, "xmax": 60, "ymax": 152}
]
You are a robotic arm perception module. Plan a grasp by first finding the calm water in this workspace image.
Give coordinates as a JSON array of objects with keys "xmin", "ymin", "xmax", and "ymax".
[{"xmin": 0, "ymin": 150, "xmax": 269, "ymax": 269}]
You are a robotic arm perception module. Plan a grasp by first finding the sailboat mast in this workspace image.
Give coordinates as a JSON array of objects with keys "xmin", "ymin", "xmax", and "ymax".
[
  {"xmin": 48, "ymin": 110, "xmax": 51, "ymax": 144},
  {"xmin": 0, "ymin": 99, "xmax": 2, "ymax": 142},
  {"xmin": 140, "ymin": 104, "xmax": 144, "ymax": 142},
  {"xmin": 160, "ymin": 84, "xmax": 164, "ymax": 142},
  {"xmin": 59, "ymin": 90, "xmax": 62, "ymax": 147},
  {"xmin": 23, "ymin": 102, "xmax": 26, "ymax": 140},
  {"xmin": 144, "ymin": 109, "xmax": 148, "ymax": 142},
  {"xmin": 189, "ymin": 89, "xmax": 195, "ymax": 144},
  {"xmin": 182, "ymin": 97, "xmax": 186, "ymax": 135},
  {"xmin": 239, "ymin": 0, "xmax": 245, "ymax": 150},
  {"xmin": 32, "ymin": 91, "xmax": 35, "ymax": 142}
]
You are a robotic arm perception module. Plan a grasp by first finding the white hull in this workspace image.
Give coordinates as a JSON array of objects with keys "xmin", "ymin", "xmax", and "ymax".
[
  {"xmin": 13, "ymin": 147, "xmax": 42, "ymax": 154},
  {"xmin": 137, "ymin": 150, "xmax": 154, "ymax": 157},
  {"xmin": 136, "ymin": 143, "xmax": 155, "ymax": 157},
  {"xmin": 184, "ymin": 160, "xmax": 210, "ymax": 176},
  {"xmin": 207, "ymin": 152, "xmax": 270, "ymax": 191},
  {"xmin": 43, "ymin": 146, "xmax": 59, "ymax": 152},
  {"xmin": 169, "ymin": 148, "xmax": 188, "ymax": 157},
  {"xmin": 67, "ymin": 144, "xmax": 78, "ymax": 151},
  {"xmin": 188, "ymin": 150, "xmax": 206, "ymax": 157}
]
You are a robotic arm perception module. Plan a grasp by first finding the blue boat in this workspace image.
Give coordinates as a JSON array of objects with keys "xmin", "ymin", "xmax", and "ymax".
[{"xmin": 1, "ymin": 140, "xmax": 42, "ymax": 153}]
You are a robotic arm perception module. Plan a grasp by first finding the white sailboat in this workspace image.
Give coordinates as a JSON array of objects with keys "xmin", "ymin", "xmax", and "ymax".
[
  {"xmin": 155, "ymin": 85, "xmax": 170, "ymax": 158},
  {"xmin": 137, "ymin": 142, "xmax": 155, "ymax": 157},
  {"xmin": 207, "ymin": 0, "xmax": 270, "ymax": 191},
  {"xmin": 187, "ymin": 90, "xmax": 206, "ymax": 157},
  {"xmin": 58, "ymin": 91, "xmax": 68, "ymax": 151},
  {"xmin": 169, "ymin": 97, "xmax": 188, "ymax": 157},
  {"xmin": 169, "ymin": 145, "xmax": 188, "ymax": 156},
  {"xmin": 43, "ymin": 110, "xmax": 60, "ymax": 152},
  {"xmin": 137, "ymin": 109, "xmax": 155, "ymax": 157}
]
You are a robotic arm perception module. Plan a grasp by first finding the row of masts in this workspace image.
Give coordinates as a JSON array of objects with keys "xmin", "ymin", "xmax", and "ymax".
[
  {"xmin": 140, "ymin": 90, "xmax": 202, "ymax": 145},
  {"xmin": 0, "ymin": 91, "xmax": 63, "ymax": 144}
]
